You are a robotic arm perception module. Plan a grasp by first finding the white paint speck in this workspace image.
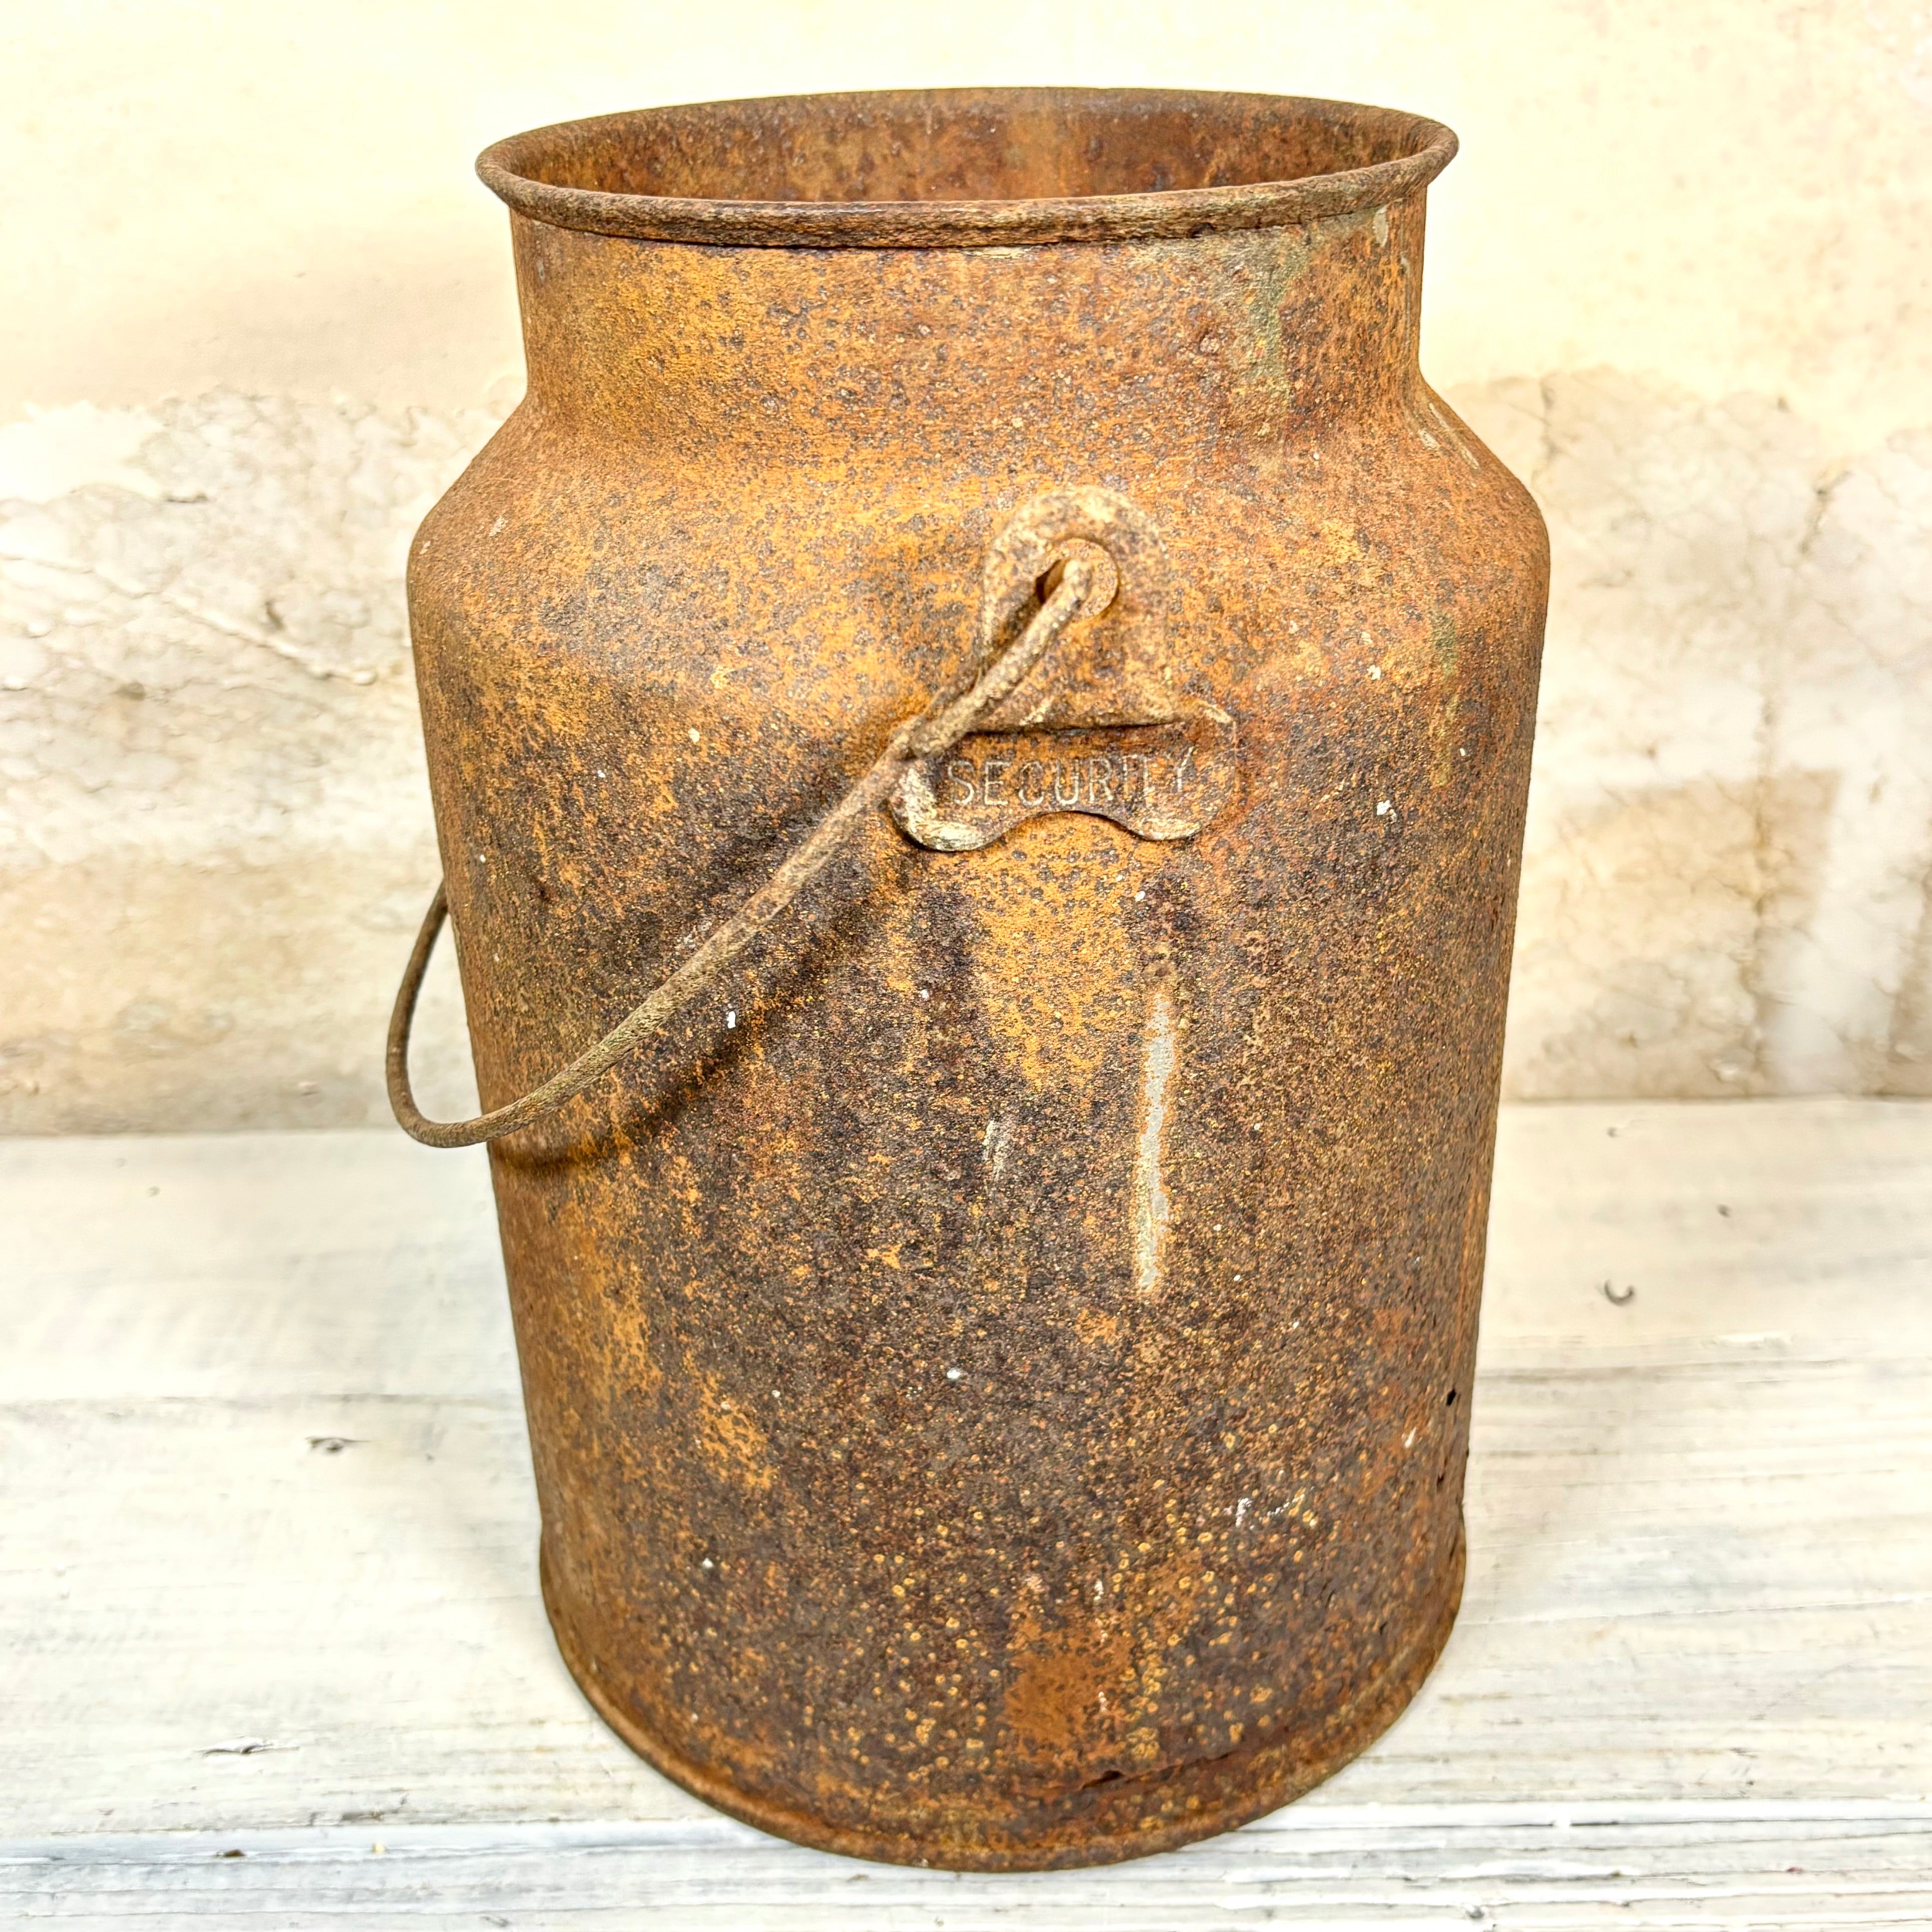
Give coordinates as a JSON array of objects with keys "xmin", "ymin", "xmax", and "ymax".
[
  {"xmin": 1404, "ymin": 1428, "xmax": 1418, "ymax": 1448},
  {"xmin": 1368, "ymin": 664, "xmax": 1383, "ymax": 680},
  {"xmin": 918, "ymin": 987, "xmax": 930, "ymax": 1001},
  {"xmin": 946, "ymin": 1366, "xmax": 965, "ymax": 1382},
  {"xmin": 725, "ymin": 1009, "xmax": 737, "ymax": 1029},
  {"xmin": 982, "ymin": 1117, "xmax": 1011, "ymax": 1179},
  {"xmin": 687, "ymin": 727, "xmax": 700, "ymax": 743},
  {"xmin": 1235, "ymin": 1497, "xmax": 1252, "ymax": 1528},
  {"xmin": 1377, "ymin": 800, "xmax": 1392, "ymax": 816}
]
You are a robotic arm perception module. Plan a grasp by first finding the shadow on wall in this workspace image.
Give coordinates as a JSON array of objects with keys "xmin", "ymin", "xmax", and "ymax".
[{"xmin": 2, "ymin": 371, "xmax": 1929, "ymax": 1131}]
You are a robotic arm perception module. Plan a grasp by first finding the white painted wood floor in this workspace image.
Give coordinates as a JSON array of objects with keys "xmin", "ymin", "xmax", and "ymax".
[{"xmin": 3, "ymin": 1099, "xmax": 1929, "ymax": 1928}]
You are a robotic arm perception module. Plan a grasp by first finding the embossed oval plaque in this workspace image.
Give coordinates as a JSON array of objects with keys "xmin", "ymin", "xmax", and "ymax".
[{"xmin": 890, "ymin": 707, "xmax": 1238, "ymax": 852}]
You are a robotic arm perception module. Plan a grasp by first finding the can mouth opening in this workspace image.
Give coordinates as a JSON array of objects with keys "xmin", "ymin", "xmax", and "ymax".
[{"xmin": 479, "ymin": 87, "xmax": 1455, "ymax": 250}]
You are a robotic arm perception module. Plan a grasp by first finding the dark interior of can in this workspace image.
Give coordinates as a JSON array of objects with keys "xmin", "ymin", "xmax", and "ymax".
[{"xmin": 514, "ymin": 89, "xmax": 1433, "ymax": 207}]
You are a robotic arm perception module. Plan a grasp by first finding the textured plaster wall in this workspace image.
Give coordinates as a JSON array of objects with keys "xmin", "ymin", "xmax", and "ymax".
[
  {"xmin": 4, "ymin": 0, "xmax": 1931, "ymax": 1130},
  {"xmin": 1454, "ymin": 378, "xmax": 1932, "ymax": 1100},
  {"xmin": 0, "ymin": 397, "xmax": 486, "ymax": 1128}
]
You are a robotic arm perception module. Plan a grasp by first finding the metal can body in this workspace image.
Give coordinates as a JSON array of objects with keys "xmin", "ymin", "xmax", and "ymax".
[{"xmin": 405, "ymin": 89, "xmax": 1549, "ymax": 1869}]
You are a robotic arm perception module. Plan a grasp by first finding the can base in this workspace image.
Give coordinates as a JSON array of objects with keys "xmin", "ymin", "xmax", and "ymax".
[{"xmin": 541, "ymin": 1537, "xmax": 1464, "ymax": 1872}]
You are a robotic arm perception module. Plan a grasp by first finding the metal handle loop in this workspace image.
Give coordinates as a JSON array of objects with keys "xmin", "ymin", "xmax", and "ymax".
[{"xmin": 387, "ymin": 535, "xmax": 1117, "ymax": 1148}]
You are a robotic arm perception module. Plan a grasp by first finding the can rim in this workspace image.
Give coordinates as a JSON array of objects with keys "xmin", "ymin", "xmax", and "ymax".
[{"xmin": 477, "ymin": 87, "xmax": 1457, "ymax": 250}]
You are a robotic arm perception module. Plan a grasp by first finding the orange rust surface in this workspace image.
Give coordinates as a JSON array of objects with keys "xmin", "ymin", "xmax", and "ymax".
[{"xmin": 406, "ymin": 88, "xmax": 1548, "ymax": 1870}]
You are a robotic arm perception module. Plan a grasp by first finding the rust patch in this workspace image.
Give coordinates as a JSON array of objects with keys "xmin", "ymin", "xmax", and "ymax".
[
  {"xmin": 1000, "ymin": 1597, "xmax": 1141, "ymax": 1775},
  {"xmin": 956, "ymin": 815, "xmax": 1150, "ymax": 1095},
  {"xmin": 693, "ymin": 1371, "xmax": 775, "ymax": 1494}
]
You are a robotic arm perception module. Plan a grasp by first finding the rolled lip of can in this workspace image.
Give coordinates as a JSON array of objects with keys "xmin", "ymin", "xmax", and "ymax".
[{"xmin": 477, "ymin": 86, "xmax": 1457, "ymax": 249}]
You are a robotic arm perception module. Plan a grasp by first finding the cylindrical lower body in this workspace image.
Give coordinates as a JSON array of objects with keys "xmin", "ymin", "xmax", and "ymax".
[
  {"xmin": 473, "ymin": 750, "xmax": 1519, "ymax": 1867},
  {"xmin": 548, "ymin": 1540, "xmax": 1466, "ymax": 1865}
]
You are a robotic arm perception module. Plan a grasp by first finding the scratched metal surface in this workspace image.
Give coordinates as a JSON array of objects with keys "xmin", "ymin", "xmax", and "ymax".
[{"xmin": 403, "ymin": 87, "xmax": 1548, "ymax": 1867}]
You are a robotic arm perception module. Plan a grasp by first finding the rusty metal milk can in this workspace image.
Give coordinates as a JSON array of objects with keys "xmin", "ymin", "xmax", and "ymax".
[{"xmin": 387, "ymin": 87, "xmax": 1548, "ymax": 1870}]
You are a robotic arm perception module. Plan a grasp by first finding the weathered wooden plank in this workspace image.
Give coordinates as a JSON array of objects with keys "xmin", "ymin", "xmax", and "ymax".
[
  {"xmin": 8, "ymin": 1808, "xmax": 1932, "ymax": 1928},
  {"xmin": 10, "ymin": 1100, "xmax": 1924, "ymax": 1406},
  {"xmin": 5, "ymin": 1357, "xmax": 1926, "ymax": 1836},
  {"xmin": 1480, "ymin": 1098, "xmax": 1932, "ymax": 1369},
  {"xmin": 2, "ymin": 1100, "xmax": 1928, "ymax": 1922},
  {"xmin": 0, "ymin": 1129, "xmax": 513, "ymax": 1402}
]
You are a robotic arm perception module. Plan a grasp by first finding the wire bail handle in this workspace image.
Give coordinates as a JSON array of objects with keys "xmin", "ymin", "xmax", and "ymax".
[{"xmin": 387, "ymin": 488, "xmax": 1155, "ymax": 1148}]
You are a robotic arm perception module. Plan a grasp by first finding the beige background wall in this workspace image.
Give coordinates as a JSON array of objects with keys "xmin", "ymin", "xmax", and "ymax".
[{"xmin": 4, "ymin": 0, "xmax": 1931, "ymax": 1129}]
